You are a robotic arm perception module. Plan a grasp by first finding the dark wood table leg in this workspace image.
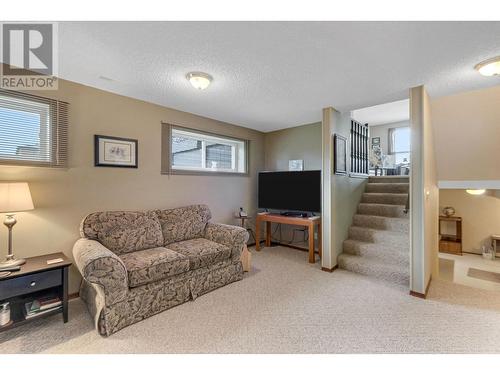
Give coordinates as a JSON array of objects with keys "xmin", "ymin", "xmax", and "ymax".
[
  {"xmin": 265, "ymin": 221, "xmax": 271, "ymax": 247},
  {"xmin": 308, "ymin": 222, "xmax": 315, "ymax": 263},
  {"xmin": 255, "ymin": 216, "xmax": 261, "ymax": 251},
  {"xmin": 62, "ymin": 266, "xmax": 69, "ymax": 323},
  {"xmin": 318, "ymin": 222, "xmax": 322, "ymax": 259}
]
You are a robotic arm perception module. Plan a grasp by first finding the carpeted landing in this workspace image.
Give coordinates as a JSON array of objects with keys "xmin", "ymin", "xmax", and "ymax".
[{"xmin": 2, "ymin": 246, "xmax": 500, "ymax": 353}]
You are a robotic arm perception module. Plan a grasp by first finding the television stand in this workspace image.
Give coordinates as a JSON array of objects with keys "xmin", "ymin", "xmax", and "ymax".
[{"xmin": 255, "ymin": 212, "xmax": 321, "ymax": 263}]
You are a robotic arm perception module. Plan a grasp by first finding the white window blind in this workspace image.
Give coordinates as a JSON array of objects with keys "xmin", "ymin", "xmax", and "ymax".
[
  {"xmin": 388, "ymin": 127, "xmax": 410, "ymax": 154},
  {"xmin": 388, "ymin": 126, "xmax": 410, "ymax": 164},
  {"xmin": 0, "ymin": 90, "xmax": 68, "ymax": 168}
]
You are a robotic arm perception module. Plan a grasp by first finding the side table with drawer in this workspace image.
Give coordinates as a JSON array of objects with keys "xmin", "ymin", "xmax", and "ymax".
[{"xmin": 0, "ymin": 252, "xmax": 72, "ymax": 332}]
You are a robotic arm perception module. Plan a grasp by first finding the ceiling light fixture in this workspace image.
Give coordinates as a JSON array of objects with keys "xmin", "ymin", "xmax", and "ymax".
[
  {"xmin": 186, "ymin": 72, "xmax": 213, "ymax": 90},
  {"xmin": 475, "ymin": 56, "xmax": 500, "ymax": 76},
  {"xmin": 466, "ymin": 189, "xmax": 486, "ymax": 195}
]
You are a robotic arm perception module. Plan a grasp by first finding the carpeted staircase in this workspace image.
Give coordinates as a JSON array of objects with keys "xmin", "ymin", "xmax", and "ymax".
[{"xmin": 338, "ymin": 176, "xmax": 410, "ymax": 285}]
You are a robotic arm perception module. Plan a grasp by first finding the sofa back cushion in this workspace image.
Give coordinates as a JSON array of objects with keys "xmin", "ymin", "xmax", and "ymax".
[
  {"xmin": 80, "ymin": 211, "xmax": 164, "ymax": 255},
  {"xmin": 155, "ymin": 204, "xmax": 212, "ymax": 246}
]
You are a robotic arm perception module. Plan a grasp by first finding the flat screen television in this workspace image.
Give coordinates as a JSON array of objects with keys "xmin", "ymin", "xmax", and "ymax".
[{"xmin": 258, "ymin": 170, "xmax": 321, "ymax": 213}]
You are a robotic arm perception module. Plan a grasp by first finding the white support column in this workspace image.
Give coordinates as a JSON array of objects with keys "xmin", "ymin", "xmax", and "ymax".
[
  {"xmin": 409, "ymin": 85, "xmax": 439, "ymax": 296},
  {"xmin": 321, "ymin": 107, "xmax": 335, "ymax": 270}
]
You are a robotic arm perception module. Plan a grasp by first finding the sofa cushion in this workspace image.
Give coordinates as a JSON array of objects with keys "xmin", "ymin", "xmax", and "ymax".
[
  {"xmin": 155, "ymin": 205, "xmax": 212, "ymax": 246},
  {"xmin": 120, "ymin": 247, "xmax": 190, "ymax": 288},
  {"xmin": 81, "ymin": 211, "xmax": 164, "ymax": 255},
  {"xmin": 166, "ymin": 238, "xmax": 231, "ymax": 270}
]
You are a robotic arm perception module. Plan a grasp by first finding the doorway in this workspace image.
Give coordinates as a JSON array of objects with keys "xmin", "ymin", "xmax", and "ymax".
[
  {"xmin": 352, "ymin": 99, "xmax": 410, "ymax": 177},
  {"xmin": 438, "ymin": 188, "xmax": 500, "ymax": 292}
]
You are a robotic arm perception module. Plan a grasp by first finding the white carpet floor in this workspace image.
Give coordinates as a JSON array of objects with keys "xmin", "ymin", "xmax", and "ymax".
[{"xmin": 2, "ymin": 246, "xmax": 500, "ymax": 353}]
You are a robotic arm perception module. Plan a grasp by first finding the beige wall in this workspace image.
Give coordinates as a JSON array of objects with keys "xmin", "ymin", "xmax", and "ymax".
[
  {"xmin": 264, "ymin": 122, "xmax": 322, "ymax": 171},
  {"xmin": 369, "ymin": 120, "xmax": 409, "ymax": 156},
  {"xmin": 431, "ymin": 84, "xmax": 500, "ymax": 181},
  {"xmin": 410, "ymin": 85, "xmax": 439, "ymax": 294},
  {"xmin": 0, "ymin": 79, "xmax": 265, "ymax": 294},
  {"xmin": 440, "ymin": 189, "xmax": 500, "ymax": 255},
  {"xmin": 332, "ymin": 112, "xmax": 367, "ymax": 261},
  {"xmin": 322, "ymin": 108, "xmax": 366, "ymax": 269},
  {"xmin": 260, "ymin": 122, "xmax": 322, "ymax": 245}
]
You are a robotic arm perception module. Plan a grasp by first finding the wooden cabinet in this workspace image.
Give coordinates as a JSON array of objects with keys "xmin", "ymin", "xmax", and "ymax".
[
  {"xmin": 439, "ymin": 216, "xmax": 462, "ymax": 255},
  {"xmin": 0, "ymin": 252, "xmax": 71, "ymax": 332}
]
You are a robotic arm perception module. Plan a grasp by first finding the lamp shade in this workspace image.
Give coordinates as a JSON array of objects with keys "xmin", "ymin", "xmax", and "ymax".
[{"xmin": 0, "ymin": 182, "xmax": 34, "ymax": 213}]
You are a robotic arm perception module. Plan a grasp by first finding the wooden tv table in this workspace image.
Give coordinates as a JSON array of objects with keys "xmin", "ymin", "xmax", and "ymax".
[{"xmin": 255, "ymin": 212, "xmax": 321, "ymax": 263}]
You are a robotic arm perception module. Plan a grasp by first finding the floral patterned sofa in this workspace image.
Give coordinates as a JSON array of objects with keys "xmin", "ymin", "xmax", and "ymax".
[{"xmin": 73, "ymin": 204, "xmax": 248, "ymax": 336}]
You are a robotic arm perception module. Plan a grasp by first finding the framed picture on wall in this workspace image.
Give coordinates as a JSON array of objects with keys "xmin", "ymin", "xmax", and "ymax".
[
  {"xmin": 333, "ymin": 134, "xmax": 347, "ymax": 175},
  {"xmin": 288, "ymin": 159, "xmax": 304, "ymax": 171},
  {"xmin": 371, "ymin": 137, "xmax": 380, "ymax": 145},
  {"xmin": 94, "ymin": 135, "xmax": 138, "ymax": 168}
]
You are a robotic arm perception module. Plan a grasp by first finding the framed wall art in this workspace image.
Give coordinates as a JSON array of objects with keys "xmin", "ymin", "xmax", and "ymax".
[
  {"xmin": 333, "ymin": 134, "xmax": 347, "ymax": 175},
  {"xmin": 288, "ymin": 159, "xmax": 304, "ymax": 171},
  {"xmin": 94, "ymin": 135, "xmax": 138, "ymax": 168}
]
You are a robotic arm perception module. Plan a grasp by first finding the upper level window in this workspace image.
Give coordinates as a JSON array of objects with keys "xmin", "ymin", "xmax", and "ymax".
[
  {"xmin": 162, "ymin": 124, "xmax": 248, "ymax": 175},
  {"xmin": 0, "ymin": 90, "xmax": 68, "ymax": 168},
  {"xmin": 389, "ymin": 126, "xmax": 410, "ymax": 164}
]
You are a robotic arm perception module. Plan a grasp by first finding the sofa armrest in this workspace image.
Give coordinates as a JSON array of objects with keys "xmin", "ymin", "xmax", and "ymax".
[
  {"xmin": 204, "ymin": 222, "xmax": 249, "ymax": 261},
  {"xmin": 72, "ymin": 238, "xmax": 128, "ymax": 306}
]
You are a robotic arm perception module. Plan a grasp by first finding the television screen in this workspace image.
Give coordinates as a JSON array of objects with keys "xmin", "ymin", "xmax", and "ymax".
[{"xmin": 258, "ymin": 170, "xmax": 321, "ymax": 213}]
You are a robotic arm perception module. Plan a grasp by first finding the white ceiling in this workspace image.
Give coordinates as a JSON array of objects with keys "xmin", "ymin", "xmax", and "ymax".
[
  {"xmin": 351, "ymin": 99, "xmax": 409, "ymax": 126},
  {"xmin": 54, "ymin": 22, "xmax": 500, "ymax": 132}
]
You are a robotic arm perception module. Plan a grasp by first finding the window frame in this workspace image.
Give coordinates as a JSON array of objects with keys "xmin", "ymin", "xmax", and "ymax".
[
  {"xmin": 388, "ymin": 126, "xmax": 410, "ymax": 155},
  {"xmin": 0, "ymin": 89, "xmax": 68, "ymax": 168},
  {"xmin": 161, "ymin": 123, "xmax": 250, "ymax": 176}
]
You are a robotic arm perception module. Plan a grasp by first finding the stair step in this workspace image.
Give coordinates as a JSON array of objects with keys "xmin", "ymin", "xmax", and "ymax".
[
  {"xmin": 358, "ymin": 203, "xmax": 407, "ymax": 218},
  {"xmin": 365, "ymin": 182, "xmax": 409, "ymax": 194},
  {"xmin": 361, "ymin": 193, "xmax": 408, "ymax": 205},
  {"xmin": 368, "ymin": 176, "xmax": 410, "ymax": 184},
  {"xmin": 343, "ymin": 239, "xmax": 409, "ymax": 265},
  {"xmin": 352, "ymin": 214, "xmax": 409, "ymax": 233},
  {"xmin": 339, "ymin": 174, "xmax": 411, "ymax": 286},
  {"xmin": 338, "ymin": 253, "xmax": 409, "ymax": 285},
  {"xmin": 348, "ymin": 226, "xmax": 409, "ymax": 248}
]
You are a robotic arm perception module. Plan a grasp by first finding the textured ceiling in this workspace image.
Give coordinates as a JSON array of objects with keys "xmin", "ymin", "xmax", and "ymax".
[
  {"xmin": 352, "ymin": 99, "xmax": 409, "ymax": 126},
  {"xmin": 56, "ymin": 22, "xmax": 500, "ymax": 132}
]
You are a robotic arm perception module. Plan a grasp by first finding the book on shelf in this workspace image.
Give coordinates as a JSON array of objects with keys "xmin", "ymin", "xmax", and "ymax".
[
  {"xmin": 24, "ymin": 295, "xmax": 62, "ymax": 319},
  {"xmin": 24, "ymin": 305, "xmax": 61, "ymax": 319}
]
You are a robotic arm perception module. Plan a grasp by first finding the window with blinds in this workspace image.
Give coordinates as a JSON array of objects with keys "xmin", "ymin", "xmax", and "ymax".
[
  {"xmin": 161, "ymin": 124, "xmax": 248, "ymax": 175},
  {"xmin": 0, "ymin": 90, "xmax": 68, "ymax": 168}
]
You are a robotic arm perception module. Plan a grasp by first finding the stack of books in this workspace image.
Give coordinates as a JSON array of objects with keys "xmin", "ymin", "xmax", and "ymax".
[{"xmin": 24, "ymin": 295, "xmax": 62, "ymax": 319}]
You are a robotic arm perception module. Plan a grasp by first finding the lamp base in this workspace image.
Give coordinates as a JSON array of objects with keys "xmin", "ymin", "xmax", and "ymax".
[{"xmin": 0, "ymin": 257, "xmax": 26, "ymax": 270}]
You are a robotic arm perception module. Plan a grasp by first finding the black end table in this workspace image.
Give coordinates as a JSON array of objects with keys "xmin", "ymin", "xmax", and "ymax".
[{"xmin": 0, "ymin": 252, "xmax": 72, "ymax": 332}]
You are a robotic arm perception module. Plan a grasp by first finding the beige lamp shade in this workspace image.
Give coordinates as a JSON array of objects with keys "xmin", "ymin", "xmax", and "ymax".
[{"xmin": 0, "ymin": 182, "xmax": 35, "ymax": 213}]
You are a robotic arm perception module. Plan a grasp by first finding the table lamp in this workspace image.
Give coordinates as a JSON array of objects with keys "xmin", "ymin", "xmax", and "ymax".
[{"xmin": 0, "ymin": 182, "xmax": 34, "ymax": 269}]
